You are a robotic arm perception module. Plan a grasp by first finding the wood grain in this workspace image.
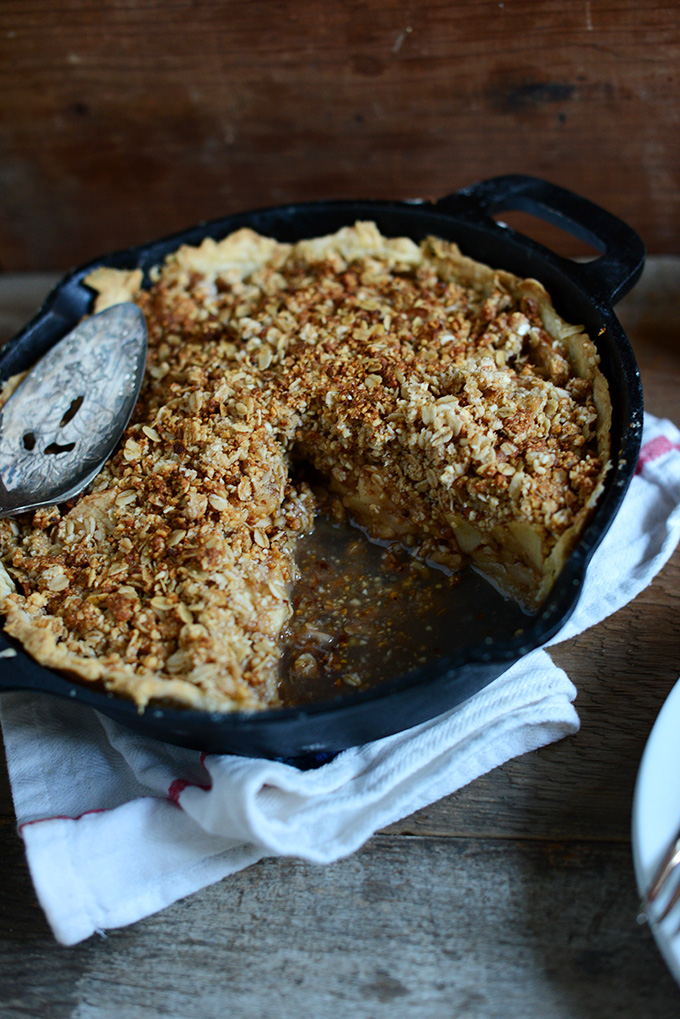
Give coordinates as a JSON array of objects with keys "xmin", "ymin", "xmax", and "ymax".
[
  {"xmin": 0, "ymin": 0, "xmax": 679, "ymax": 270},
  {"xmin": 0, "ymin": 257, "xmax": 678, "ymax": 1014},
  {"xmin": 0, "ymin": 826, "xmax": 679, "ymax": 1019}
]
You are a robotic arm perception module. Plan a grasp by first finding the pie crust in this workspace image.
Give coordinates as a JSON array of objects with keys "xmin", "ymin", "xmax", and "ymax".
[{"xmin": 0, "ymin": 223, "xmax": 611, "ymax": 711}]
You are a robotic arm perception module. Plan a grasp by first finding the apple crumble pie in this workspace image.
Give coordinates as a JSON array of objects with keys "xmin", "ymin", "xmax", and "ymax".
[{"xmin": 0, "ymin": 223, "xmax": 611, "ymax": 711}]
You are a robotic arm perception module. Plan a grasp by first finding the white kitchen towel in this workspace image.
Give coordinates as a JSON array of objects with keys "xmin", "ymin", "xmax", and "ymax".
[{"xmin": 1, "ymin": 411, "xmax": 679, "ymax": 946}]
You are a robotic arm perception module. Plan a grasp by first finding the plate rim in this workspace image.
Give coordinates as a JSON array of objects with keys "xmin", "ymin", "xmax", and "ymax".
[{"xmin": 632, "ymin": 673, "xmax": 680, "ymax": 986}]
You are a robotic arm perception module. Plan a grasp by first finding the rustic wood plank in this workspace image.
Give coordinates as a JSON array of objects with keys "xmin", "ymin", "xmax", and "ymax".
[
  {"xmin": 0, "ymin": 0, "xmax": 678, "ymax": 270},
  {"xmin": 0, "ymin": 272, "xmax": 60, "ymax": 346},
  {"xmin": 0, "ymin": 827, "xmax": 678, "ymax": 1018},
  {"xmin": 618, "ymin": 256, "xmax": 680, "ymax": 422}
]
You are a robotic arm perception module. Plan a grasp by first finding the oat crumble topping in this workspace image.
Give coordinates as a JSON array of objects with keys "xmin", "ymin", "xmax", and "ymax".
[{"xmin": 0, "ymin": 223, "xmax": 611, "ymax": 712}]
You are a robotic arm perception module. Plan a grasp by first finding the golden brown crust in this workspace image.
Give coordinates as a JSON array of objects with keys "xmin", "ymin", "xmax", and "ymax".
[{"xmin": 0, "ymin": 223, "xmax": 611, "ymax": 710}]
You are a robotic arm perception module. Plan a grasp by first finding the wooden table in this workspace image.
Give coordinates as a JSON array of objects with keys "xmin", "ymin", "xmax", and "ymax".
[
  {"xmin": 0, "ymin": 260, "xmax": 679, "ymax": 1018},
  {"xmin": 2, "ymin": 1, "xmax": 679, "ymax": 269}
]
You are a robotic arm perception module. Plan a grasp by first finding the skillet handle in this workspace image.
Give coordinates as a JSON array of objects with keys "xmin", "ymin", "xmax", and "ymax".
[{"xmin": 436, "ymin": 175, "xmax": 646, "ymax": 307}]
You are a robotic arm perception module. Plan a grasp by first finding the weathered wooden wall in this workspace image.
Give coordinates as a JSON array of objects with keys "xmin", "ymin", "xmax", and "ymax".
[{"xmin": 0, "ymin": 0, "xmax": 678, "ymax": 270}]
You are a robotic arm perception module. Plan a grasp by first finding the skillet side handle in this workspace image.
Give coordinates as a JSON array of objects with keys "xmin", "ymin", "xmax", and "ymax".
[{"xmin": 436, "ymin": 175, "xmax": 646, "ymax": 307}]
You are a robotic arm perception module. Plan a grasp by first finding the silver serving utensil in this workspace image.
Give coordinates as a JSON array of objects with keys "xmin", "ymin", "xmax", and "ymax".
[
  {"xmin": 637, "ymin": 822, "xmax": 680, "ymax": 928},
  {"xmin": 0, "ymin": 302, "xmax": 147, "ymax": 518}
]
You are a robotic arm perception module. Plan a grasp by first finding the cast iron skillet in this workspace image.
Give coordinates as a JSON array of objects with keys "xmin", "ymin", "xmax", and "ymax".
[{"xmin": 0, "ymin": 175, "xmax": 645, "ymax": 760}]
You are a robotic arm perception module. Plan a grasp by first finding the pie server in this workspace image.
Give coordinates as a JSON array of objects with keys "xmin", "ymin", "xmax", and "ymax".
[
  {"xmin": 0, "ymin": 303, "xmax": 147, "ymax": 517},
  {"xmin": 0, "ymin": 175, "xmax": 645, "ymax": 761}
]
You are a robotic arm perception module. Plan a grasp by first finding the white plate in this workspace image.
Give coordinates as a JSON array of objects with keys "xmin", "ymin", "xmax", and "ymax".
[{"xmin": 632, "ymin": 674, "xmax": 680, "ymax": 985}]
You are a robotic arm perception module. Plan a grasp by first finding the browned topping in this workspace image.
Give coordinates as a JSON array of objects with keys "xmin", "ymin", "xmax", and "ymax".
[{"xmin": 0, "ymin": 223, "xmax": 610, "ymax": 711}]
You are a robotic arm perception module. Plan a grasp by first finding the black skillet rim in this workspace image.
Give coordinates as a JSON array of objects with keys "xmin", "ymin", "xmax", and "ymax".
[{"xmin": 0, "ymin": 176, "xmax": 645, "ymax": 742}]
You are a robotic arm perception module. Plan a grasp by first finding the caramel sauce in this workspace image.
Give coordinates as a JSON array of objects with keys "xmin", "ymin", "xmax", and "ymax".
[{"xmin": 279, "ymin": 514, "xmax": 529, "ymax": 707}]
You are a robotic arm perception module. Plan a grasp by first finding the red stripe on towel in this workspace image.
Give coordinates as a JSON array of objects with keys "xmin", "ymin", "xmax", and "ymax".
[
  {"xmin": 636, "ymin": 436, "xmax": 680, "ymax": 474},
  {"xmin": 168, "ymin": 753, "xmax": 212, "ymax": 805},
  {"xmin": 167, "ymin": 777, "xmax": 211, "ymax": 804},
  {"xmin": 19, "ymin": 807, "xmax": 110, "ymax": 831},
  {"xmin": 17, "ymin": 756, "xmax": 213, "ymax": 824}
]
